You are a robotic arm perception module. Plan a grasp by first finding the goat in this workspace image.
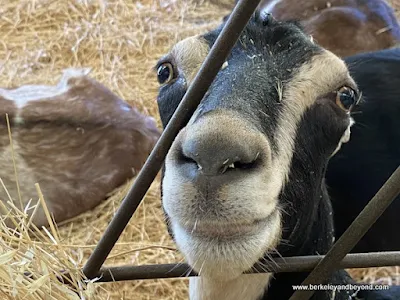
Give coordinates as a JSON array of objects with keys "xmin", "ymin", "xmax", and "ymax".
[
  {"xmin": 225, "ymin": 0, "xmax": 400, "ymax": 57},
  {"xmin": 0, "ymin": 68, "xmax": 160, "ymax": 227},
  {"xmin": 155, "ymin": 13, "xmax": 400, "ymax": 300},
  {"xmin": 326, "ymin": 47, "xmax": 400, "ymax": 253}
]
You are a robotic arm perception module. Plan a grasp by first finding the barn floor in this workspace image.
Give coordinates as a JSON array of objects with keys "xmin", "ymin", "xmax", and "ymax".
[{"xmin": 0, "ymin": 0, "xmax": 399, "ymax": 299}]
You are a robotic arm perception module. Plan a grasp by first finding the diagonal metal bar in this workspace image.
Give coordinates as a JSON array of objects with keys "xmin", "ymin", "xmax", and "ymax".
[
  {"xmin": 82, "ymin": 0, "xmax": 263, "ymax": 279},
  {"xmin": 91, "ymin": 251, "xmax": 400, "ymax": 282},
  {"xmin": 289, "ymin": 166, "xmax": 400, "ymax": 300}
]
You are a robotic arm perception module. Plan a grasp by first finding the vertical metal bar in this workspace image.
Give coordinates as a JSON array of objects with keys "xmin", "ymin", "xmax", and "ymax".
[
  {"xmin": 83, "ymin": 0, "xmax": 263, "ymax": 279},
  {"xmin": 289, "ymin": 166, "xmax": 400, "ymax": 300}
]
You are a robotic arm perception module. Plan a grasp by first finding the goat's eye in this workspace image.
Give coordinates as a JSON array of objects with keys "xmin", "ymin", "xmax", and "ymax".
[
  {"xmin": 336, "ymin": 87, "xmax": 357, "ymax": 111},
  {"xmin": 157, "ymin": 63, "xmax": 174, "ymax": 85}
]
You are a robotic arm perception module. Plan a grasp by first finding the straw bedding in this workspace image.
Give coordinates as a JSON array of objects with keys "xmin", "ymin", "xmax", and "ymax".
[{"xmin": 0, "ymin": 0, "xmax": 399, "ymax": 299}]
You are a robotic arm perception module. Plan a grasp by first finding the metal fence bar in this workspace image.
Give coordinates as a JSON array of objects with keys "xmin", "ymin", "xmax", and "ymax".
[
  {"xmin": 82, "ymin": 0, "xmax": 263, "ymax": 279},
  {"xmin": 91, "ymin": 251, "xmax": 400, "ymax": 282},
  {"xmin": 289, "ymin": 166, "xmax": 400, "ymax": 300}
]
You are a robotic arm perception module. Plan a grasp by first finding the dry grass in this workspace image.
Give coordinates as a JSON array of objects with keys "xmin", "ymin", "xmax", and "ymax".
[
  {"xmin": 0, "ymin": 1, "xmax": 228, "ymax": 299},
  {"xmin": 0, "ymin": 0, "xmax": 399, "ymax": 299}
]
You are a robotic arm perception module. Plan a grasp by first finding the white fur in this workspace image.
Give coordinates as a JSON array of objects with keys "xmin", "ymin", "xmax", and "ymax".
[
  {"xmin": 331, "ymin": 117, "xmax": 354, "ymax": 158},
  {"xmin": 163, "ymin": 113, "xmax": 282, "ymax": 282},
  {"xmin": 189, "ymin": 274, "xmax": 271, "ymax": 300},
  {"xmin": 0, "ymin": 68, "xmax": 91, "ymax": 108},
  {"xmin": 167, "ymin": 209, "xmax": 281, "ymax": 281}
]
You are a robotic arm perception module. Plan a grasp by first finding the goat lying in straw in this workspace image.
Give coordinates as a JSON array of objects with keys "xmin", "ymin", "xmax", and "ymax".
[{"xmin": 0, "ymin": 68, "xmax": 160, "ymax": 228}]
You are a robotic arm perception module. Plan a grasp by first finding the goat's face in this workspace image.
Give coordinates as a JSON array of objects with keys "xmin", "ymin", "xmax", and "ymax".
[{"xmin": 156, "ymin": 16, "xmax": 358, "ymax": 280}]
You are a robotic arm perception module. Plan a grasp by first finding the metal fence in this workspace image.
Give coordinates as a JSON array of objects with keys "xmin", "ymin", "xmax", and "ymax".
[{"xmin": 81, "ymin": 0, "xmax": 400, "ymax": 299}]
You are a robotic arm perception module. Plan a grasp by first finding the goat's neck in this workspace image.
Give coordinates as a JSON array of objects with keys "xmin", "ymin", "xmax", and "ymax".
[
  {"xmin": 189, "ymin": 273, "xmax": 271, "ymax": 300},
  {"xmin": 264, "ymin": 184, "xmax": 337, "ymax": 300},
  {"xmin": 279, "ymin": 160, "xmax": 335, "ymax": 256},
  {"xmin": 263, "ymin": 159, "xmax": 341, "ymax": 300}
]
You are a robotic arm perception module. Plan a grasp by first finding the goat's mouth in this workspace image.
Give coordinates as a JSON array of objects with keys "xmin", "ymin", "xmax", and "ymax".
[
  {"xmin": 181, "ymin": 215, "xmax": 276, "ymax": 240},
  {"xmin": 168, "ymin": 208, "xmax": 282, "ymax": 279}
]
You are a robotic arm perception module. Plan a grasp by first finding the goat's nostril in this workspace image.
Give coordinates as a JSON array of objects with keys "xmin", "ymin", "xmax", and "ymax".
[
  {"xmin": 177, "ymin": 149, "xmax": 207, "ymax": 172},
  {"xmin": 177, "ymin": 147, "xmax": 262, "ymax": 176},
  {"xmin": 178, "ymin": 150, "xmax": 198, "ymax": 165},
  {"xmin": 220, "ymin": 152, "xmax": 261, "ymax": 174},
  {"xmin": 233, "ymin": 160, "xmax": 258, "ymax": 170}
]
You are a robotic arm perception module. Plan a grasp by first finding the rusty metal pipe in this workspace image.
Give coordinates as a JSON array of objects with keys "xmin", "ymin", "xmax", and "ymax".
[
  {"xmin": 83, "ymin": 0, "xmax": 263, "ymax": 279},
  {"xmin": 89, "ymin": 251, "xmax": 400, "ymax": 282}
]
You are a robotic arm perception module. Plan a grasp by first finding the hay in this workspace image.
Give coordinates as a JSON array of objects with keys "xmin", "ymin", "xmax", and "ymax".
[
  {"xmin": 0, "ymin": 185, "xmax": 93, "ymax": 300},
  {"xmin": 0, "ymin": 0, "xmax": 228, "ymax": 299},
  {"xmin": 0, "ymin": 0, "xmax": 399, "ymax": 299}
]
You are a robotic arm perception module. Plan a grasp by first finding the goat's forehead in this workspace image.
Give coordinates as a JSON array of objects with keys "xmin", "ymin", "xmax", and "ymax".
[
  {"xmin": 166, "ymin": 33, "xmax": 351, "ymax": 92},
  {"xmin": 164, "ymin": 21, "xmax": 351, "ymax": 84}
]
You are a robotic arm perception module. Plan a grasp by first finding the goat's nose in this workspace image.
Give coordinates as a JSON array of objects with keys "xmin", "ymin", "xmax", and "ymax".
[
  {"xmin": 180, "ymin": 134, "xmax": 260, "ymax": 176},
  {"xmin": 175, "ymin": 113, "xmax": 266, "ymax": 178}
]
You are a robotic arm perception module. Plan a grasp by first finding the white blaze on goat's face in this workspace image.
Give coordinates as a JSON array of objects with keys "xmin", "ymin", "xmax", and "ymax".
[{"xmin": 156, "ymin": 17, "xmax": 358, "ymax": 299}]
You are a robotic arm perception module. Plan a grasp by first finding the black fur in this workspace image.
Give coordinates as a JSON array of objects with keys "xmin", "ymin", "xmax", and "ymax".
[
  {"xmin": 327, "ymin": 48, "xmax": 400, "ymax": 253},
  {"xmin": 264, "ymin": 103, "xmax": 356, "ymax": 300}
]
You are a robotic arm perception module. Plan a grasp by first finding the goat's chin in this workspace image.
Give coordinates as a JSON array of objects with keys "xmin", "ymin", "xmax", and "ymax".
[{"xmin": 170, "ymin": 210, "xmax": 281, "ymax": 281}]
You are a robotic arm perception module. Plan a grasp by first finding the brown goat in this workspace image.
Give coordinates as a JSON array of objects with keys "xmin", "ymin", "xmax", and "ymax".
[
  {"xmin": 256, "ymin": 0, "xmax": 400, "ymax": 57},
  {"xmin": 0, "ymin": 69, "xmax": 160, "ymax": 227}
]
